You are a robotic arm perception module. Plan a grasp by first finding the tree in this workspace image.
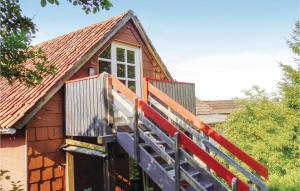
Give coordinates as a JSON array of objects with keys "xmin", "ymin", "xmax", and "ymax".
[
  {"xmin": 216, "ymin": 22, "xmax": 300, "ymax": 191},
  {"xmin": 0, "ymin": 0, "xmax": 112, "ymax": 86},
  {"xmin": 279, "ymin": 21, "xmax": 300, "ymax": 111}
]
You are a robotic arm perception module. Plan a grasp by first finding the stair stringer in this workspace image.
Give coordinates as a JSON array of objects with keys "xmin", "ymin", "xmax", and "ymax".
[{"xmin": 116, "ymin": 132, "xmax": 176, "ymax": 191}]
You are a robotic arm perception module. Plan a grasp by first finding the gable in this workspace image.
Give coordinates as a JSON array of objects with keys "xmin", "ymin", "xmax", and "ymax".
[
  {"xmin": 114, "ymin": 21, "xmax": 168, "ymax": 80},
  {"xmin": 70, "ymin": 20, "xmax": 171, "ymax": 81},
  {"xmin": 0, "ymin": 11, "xmax": 172, "ymax": 129}
]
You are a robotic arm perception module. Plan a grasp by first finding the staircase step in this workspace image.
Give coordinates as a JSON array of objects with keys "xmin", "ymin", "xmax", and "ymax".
[
  {"xmin": 161, "ymin": 160, "xmax": 188, "ymax": 170},
  {"xmin": 180, "ymin": 160, "xmax": 188, "ymax": 166},
  {"xmin": 151, "ymin": 152, "xmax": 160, "ymax": 158},
  {"xmin": 185, "ymin": 181, "xmax": 213, "ymax": 191},
  {"xmin": 189, "ymin": 171, "xmax": 201, "ymax": 177},
  {"xmin": 138, "ymin": 123, "xmax": 150, "ymax": 131},
  {"xmin": 166, "ymin": 150, "xmax": 175, "ymax": 155},
  {"xmin": 161, "ymin": 163, "xmax": 173, "ymax": 170},
  {"xmin": 139, "ymin": 143, "xmax": 150, "ymax": 148},
  {"xmin": 154, "ymin": 140, "xmax": 166, "ymax": 144},
  {"xmin": 185, "ymin": 168, "xmax": 199, "ymax": 177},
  {"xmin": 199, "ymin": 180, "xmax": 214, "ymax": 189},
  {"xmin": 166, "ymin": 169, "xmax": 175, "ymax": 177},
  {"xmin": 144, "ymin": 131, "xmax": 155, "ymax": 136}
]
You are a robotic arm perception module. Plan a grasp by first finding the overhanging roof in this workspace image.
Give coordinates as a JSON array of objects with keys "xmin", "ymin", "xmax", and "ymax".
[{"xmin": 0, "ymin": 10, "xmax": 173, "ymax": 129}]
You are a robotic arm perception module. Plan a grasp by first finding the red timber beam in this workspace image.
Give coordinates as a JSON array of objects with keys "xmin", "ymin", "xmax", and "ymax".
[{"xmin": 146, "ymin": 82, "xmax": 268, "ymax": 180}]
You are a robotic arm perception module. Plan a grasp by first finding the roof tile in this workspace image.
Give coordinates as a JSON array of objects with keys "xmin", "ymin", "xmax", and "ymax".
[
  {"xmin": 0, "ymin": 12, "xmax": 129, "ymax": 128},
  {"xmin": 196, "ymin": 99, "xmax": 239, "ymax": 115}
]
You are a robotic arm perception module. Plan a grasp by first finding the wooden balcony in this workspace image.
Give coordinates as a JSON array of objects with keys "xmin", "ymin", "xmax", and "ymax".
[{"xmin": 65, "ymin": 74, "xmax": 196, "ymax": 137}]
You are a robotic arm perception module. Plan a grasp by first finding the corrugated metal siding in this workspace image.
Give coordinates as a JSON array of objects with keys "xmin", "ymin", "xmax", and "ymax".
[
  {"xmin": 65, "ymin": 75, "xmax": 108, "ymax": 137},
  {"xmin": 150, "ymin": 80, "xmax": 196, "ymax": 114}
]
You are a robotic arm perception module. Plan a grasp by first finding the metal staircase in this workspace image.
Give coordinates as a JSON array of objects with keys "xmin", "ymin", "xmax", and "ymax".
[
  {"xmin": 114, "ymin": 93, "xmax": 227, "ymax": 190},
  {"xmin": 109, "ymin": 76, "xmax": 269, "ymax": 191}
]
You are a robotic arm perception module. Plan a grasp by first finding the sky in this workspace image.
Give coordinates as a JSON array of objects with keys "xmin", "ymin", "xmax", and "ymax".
[{"xmin": 20, "ymin": 0, "xmax": 299, "ymax": 100}]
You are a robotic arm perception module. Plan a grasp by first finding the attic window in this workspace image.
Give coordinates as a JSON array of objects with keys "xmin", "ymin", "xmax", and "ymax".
[{"xmin": 98, "ymin": 42, "xmax": 141, "ymax": 96}]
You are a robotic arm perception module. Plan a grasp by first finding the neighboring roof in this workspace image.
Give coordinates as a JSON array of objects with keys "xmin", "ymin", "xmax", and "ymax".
[
  {"xmin": 196, "ymin": 99, "xmax": 239, "ymax": 115},
  {"xmin": 197, "ymin": 114, "xmax": 227, "ymax": 125},
  {"xmin": 0, "ymin": 10, "xmax": 172, "ymax": 129},
  {"xmin": 196, "ymin": 99, "xmax": 239, "ymax": 124}
]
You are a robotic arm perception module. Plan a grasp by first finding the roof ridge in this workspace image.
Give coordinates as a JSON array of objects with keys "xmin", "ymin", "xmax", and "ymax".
[{"xmin": 34, "ymin": 10, "xmax": 132, "ymax": 48}]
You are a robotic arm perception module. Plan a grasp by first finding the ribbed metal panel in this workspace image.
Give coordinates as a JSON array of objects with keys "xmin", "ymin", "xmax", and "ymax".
[
  {"xmin": 65, "ymin": 75, "xmax": 108, "ymax": 137},
  {"xmin": 150, "ymin": 80, "xmax": 196, "ymax": 114}
]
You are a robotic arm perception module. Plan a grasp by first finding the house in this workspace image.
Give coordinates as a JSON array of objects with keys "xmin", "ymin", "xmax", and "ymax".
[
  {"xmin": 196, "ymin": 99, "xmax": 239, "ymax": 126},
  {"xmin": 0, "ymin": 11, "xmax": 268, "ymax": 191}
]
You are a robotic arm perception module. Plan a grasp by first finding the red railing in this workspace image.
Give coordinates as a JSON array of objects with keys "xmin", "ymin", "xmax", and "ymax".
[
  {"xmin": 145, "ymin": 78, "xmax": 268, "ymax": 180},
  {"xmin": 138, "ymin": 100, "xmax": 249, "ymax": 191},
  {"xmin": 110, "ymin": 76, "xmax": 251, "ymax": 190}
]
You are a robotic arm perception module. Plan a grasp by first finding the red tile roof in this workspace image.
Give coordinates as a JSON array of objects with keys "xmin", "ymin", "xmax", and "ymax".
[
  {"xmin": 0, "ymin": 12, "xmax": 129, "ymax": 128},
  {"xmin": 196, "ymin": 99, "xmax": 239, "ymax": 115}
]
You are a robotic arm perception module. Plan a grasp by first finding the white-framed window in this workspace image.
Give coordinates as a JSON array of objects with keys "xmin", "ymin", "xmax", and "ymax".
[{"xmin": 99, "ymin": 42, "xmax": 141, "ymax": 96}]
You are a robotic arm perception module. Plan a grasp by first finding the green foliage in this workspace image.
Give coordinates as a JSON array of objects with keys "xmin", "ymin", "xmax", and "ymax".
[
  {"xmin": 0, "ymin": 0, "xmax": 56, "ymax": 86},
  {"xmin": 279, "ymin": 21, "xmax": 300, "ymax": 111},
  {"xmin": 217, "ymin": 87, "xmax": 299, "ymax": 190},
  {"xmin": 279, "ymin": 64, "xmax": 300, "ymax": 111},
  {"xmin": 40, "ymin": 0, "xmax": 113, "ymax": 14},
  {"xmin": 216, "ymin": 21, "xmax": 300, "ymax": 191},
  {"xmin": 287, "ymin": 21, "xmax": 300, "ymax": 56},
  {"xmin": 128, "ymin": 157, "xmax": 141, "ymax": 181},
  {"xmin": 0, "ymin": 0, "xmax": 112, "ymax": 86},
  {"xmin": 0, "ymin": 169, "xmax": 23, "ymax": 191}
]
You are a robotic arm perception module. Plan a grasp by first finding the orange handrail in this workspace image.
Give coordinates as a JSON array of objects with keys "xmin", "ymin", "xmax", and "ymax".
[
  {"xmin": 110, "ymin": 76, "xmax": 250, "ymax": 190},
  {"xmin": 147, "ymin": 82, "xmax": 269, "ymax": 180},
  {"xmin": 111, "ymin": 76, "xmax": 136, "ymax": 101},
  {"xmin": 138, "ymin": 100, "xmax": 250, "ymax": 191}
]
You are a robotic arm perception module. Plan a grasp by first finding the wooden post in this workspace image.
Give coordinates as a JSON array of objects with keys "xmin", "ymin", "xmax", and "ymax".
[
  {"xmin": 202, "ymin": 132, "xmax": 211, "ymax": 171},
  {"xmin": 102, "ymin": 73, "xmax": 108, "ymax": 135},
  {"xmin": 174, "ymin": 132, "xmax": 180, "ymax": 191},
  {"xmin": 103, "ymin": 157, "xmax": 110, "ymax": 191},
  {"xmin": 67, "ymin": 152, "xmax": 75, "ymax": 191},
  {"xmin": 109, "ymin": 144, "xmax": 116, "ymax": 191},
  {"xmin": 232, "ymin": 177, "xmax": 238, "ymax": 191},
  {"xmin": 142, "ymin": 171, "xmax": 148, "ymax": 191},
  {"xmin": 133, "ymin": 97, "xmax": 140, "ymax": 162},
  {"xmin": 143, "ymin": 78, "xmax": 149, "ymax": 103},
  {"xmin": 107, "ymin": 75, "xmax": 115, "ymax": 133},
  {"xmin": 102, "ymin": 72, "xmax": 114, "ymax": 135},
  {"xmin": 102, "ymin": 73, "xmax": 114, "ymax": 191}
]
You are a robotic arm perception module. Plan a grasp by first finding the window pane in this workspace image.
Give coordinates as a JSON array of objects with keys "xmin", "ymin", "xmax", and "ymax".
[
  {"xmin": 117, "ymin": 48, "xmax": 125, "ymax": 62},
  {"xmin": 117, "ymin": 64, "xmax": 125, "ymax": 77},
  {"xmin": 100, "ymin": 45, "xmax": 111, "ymax": 59},
  {"xmin": 127, "ymin": 50, "xmax": 135, "ymax": 64},
  {"xmin": 99, "ymin": 61, "xmax": 111, "ymax": 74},
  {"xmin": 127, "ymin": 65, "xmax": 135, "ymax": 79},
  {"xmin": 128, "ymin": 81, "xmax": 136, "ymax": 92}
]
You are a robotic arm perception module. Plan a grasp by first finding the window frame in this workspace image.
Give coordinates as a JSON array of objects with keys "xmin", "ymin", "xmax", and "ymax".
[{"xmin": 98, "ymin": 42, "xmax": 142, "ymax": 96}]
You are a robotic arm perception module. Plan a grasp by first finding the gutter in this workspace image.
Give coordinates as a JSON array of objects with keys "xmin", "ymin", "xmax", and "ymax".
[{"xmin": 0, "ymin": 128, "xmax": 16, "ymax": 134}]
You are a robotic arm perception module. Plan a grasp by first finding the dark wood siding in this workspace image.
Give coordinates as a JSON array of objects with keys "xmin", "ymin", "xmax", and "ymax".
[
  {"xmin": 65, "ymin": 75, "xmax": 108, "ymax": 137},
  {"xmin": 150, "ymin": 80, "xmax": 196, "ymax": 114}
]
